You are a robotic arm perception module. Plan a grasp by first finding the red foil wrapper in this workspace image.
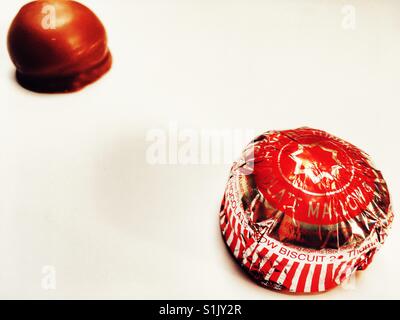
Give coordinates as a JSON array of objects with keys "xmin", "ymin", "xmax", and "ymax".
[{"xmin": 220, "ymin": 127, "xmax": 393, "ymax": 293}]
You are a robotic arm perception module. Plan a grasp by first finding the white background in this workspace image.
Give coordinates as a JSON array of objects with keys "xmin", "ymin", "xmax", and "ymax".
[{"xmin": 0, "ymin": 0, "xmax": 399, "ymax": 299}]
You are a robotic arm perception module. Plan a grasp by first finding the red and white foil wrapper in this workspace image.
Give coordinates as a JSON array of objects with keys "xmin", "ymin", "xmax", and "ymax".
[{"xmin": 220, "ymin": 128, "xmax": 393, "ymax": 293}]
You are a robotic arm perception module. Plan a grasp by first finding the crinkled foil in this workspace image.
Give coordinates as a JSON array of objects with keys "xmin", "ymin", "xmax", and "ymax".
[{"xmin": 220, "ymin": 127, "xmax": 393, "ymax": 293}]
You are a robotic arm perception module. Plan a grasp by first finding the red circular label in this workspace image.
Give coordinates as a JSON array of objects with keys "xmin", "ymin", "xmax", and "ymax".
[{"xmin": 253, "ymin": 128, "xmax": 376, "ymax": 225}]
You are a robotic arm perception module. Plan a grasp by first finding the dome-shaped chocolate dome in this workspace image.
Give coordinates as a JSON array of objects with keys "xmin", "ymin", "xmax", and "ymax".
[{"xmin": 8, "ymin": 0, "xmax": 112, "ymax": 93}]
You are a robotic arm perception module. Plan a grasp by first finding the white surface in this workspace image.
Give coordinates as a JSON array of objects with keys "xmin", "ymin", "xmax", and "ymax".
[{"xmin": 0, "ymin": 0, "xmax": 399, "ymax": 299}]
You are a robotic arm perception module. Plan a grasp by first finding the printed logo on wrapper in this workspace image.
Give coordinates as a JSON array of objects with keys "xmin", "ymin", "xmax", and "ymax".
[{"xmin": 254, "ymin": 130, "xmax": 376, "ymax": 225}]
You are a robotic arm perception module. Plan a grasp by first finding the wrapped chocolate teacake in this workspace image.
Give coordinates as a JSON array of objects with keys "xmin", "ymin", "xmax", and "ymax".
[{"xmin": 220, "ymin": 127, "xmax": 393, "ymax": 293}]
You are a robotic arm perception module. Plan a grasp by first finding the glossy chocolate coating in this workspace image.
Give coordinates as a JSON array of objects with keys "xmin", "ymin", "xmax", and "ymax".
[{"xmin": 8, "ymin": 0, "xmax": 112, "ymax": 93}]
